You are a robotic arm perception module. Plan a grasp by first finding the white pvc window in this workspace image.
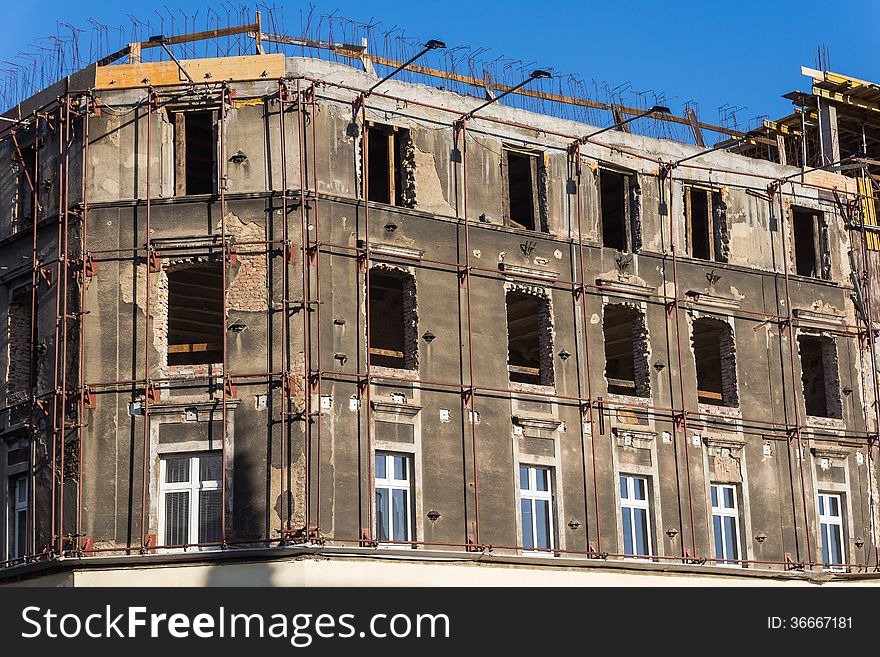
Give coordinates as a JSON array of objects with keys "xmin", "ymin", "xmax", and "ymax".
[
  {"xmin": 375, "ymin": 452, "xmax": 413, "ymax": 544},
  {"xmin": 818, "ymin": 492, "xmax": 845, "ymax": 569},
  {"xmin": 620, "ymin": 474, "xmax": 652, "ymax": 558},
  {"xmin": 711, "ymin": 483, "xmax": 741, "ymax": 566},
  {"xmin": 159, "ymin": 453, "xmax": 222, "ymax": 549},
  {"xmin": 520, "ymin": 464, "xmax": 554, "ymax": 551},
  {"xmin": 8, "ymin": 476, "xmax": 27, "ymax": 561}
]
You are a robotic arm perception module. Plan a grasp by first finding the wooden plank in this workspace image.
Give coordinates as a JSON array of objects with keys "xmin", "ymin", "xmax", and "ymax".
[
  {"xmin": 508, "ymin": 364, "xmax": 541, "ymax": 375},
  {"xmin": 776, "ymin": 134, "xmax": 787, "ymax": 166},
  {"xmin": 95, "ymin": 54, "xmax": 285, "ymax": 90},
  {"xmin": 168, "ymin": 343, "xmax": 221, "ymax": 353},
  {"xmin": 685, "ymin": 107, "xmax": 705, "ymax": 147},
  {"xmin": 369, "ymin": 347, "xmax": 404, "ymax": 358},
  {"xmin": 141, "ymin": 24, "xmax": 259, "ymax": 51},
  {"xmin": 174, "ymin": 112, "xmax": 186, "ymax": 196},
  {"xmin": 697, "ymin": 390, "xmax": 723, "ymax": 402}
]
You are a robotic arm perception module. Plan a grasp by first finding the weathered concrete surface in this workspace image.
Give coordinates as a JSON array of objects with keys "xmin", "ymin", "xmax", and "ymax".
[{"xmin": 0, "ymin": 54, "xmax": 875, "ymax": 581}]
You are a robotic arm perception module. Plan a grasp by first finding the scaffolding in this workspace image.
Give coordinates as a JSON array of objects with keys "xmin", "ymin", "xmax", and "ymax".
[{"xmin": 1, "ymin": 16, "xmax": 880, "ymax": 574}]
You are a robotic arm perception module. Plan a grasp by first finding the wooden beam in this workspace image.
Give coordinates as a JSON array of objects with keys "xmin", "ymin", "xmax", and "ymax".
[
  {"xmin": 140, "ymin": 24, "xmax": 260, "ymax": 52},
  {"xmin": 94, "ymin": 54, "xmax": 285, "ymax": 90},
  {"xmin": 685, "ymin": 107, "xmax": 705, "ymax": 147},
  {"xmin": 813, "ymin": 86, "xmax": 880, "ymax": 114}
]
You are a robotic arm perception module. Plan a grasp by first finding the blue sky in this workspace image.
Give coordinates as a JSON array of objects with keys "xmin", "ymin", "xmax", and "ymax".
[{"xmin": 3, "ymin": 0, "xmax": 879, "ymax": 126}]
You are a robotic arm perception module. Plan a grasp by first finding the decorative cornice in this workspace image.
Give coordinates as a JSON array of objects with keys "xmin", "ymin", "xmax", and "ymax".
[
  {"xmin": 685, "ymin": 290, "xmax": 743, "ymax": 310},
  {"xmin": 595, "ymin": 278, "xmax": 655, "ymax": 296},
  {"xmin": 513, "ymin": 416, "xmax": 563, "ymax": 431},
  {"xmin": 703, "ymin": 435, "xmax": 747, "ymax": 452},
  {"xmin": 369, "ymin": 243, "xmax": 425, "ymax": 260},
  {"xmin": 613, "ymin": 427, "xmax": 656, "ymax": 449},
  {"xmin": 792, "ymin": 307, "xmax": 845, "ymax": 327},
  {"xmin": 499, "ymin": 262, "xmax": 559, "ymax": 281},
  {"xmin": 370, "ymin": 400, "xmax": 423, "ymax": 417}
]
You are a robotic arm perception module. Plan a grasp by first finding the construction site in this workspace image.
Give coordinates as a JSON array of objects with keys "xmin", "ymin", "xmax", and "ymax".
[{"xmin": 3, "ymin": 7, "xmax": 880, "ymax": 586}]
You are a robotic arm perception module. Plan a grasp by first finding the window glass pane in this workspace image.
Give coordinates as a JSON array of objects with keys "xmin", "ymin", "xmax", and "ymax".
[
  {"xmin": 198, "ymin": 490, "xmax": 222, "ymax": 544},
  {"xmin": 619, "ymin": 476, "xmax": 628, "ymax": 499},
  {"xmin": 535, "ymin": 468, "xmax": 549, "ymax": 492},
  {"xmin": 634, "ymin": 477, "xmax": 646, "ymax": 501},
  {"xmin": 634, "ymin": 508, "xmax": 649, "ymax": 555},
  {"xmin": 199, "ymin": 454, "xmax": 222, "ymax": 482},
  {"xmin": 376, "ymin": 488, "xmax": 389, "ymax": 542},
  {"xmin": 393, "ymin": 455, "xmax": 406, "ymax": 482},
  {"xmin": 820, "ymin": 523, "xmax": 831, "ymax": 565},
  {"xmin": 713, "ymin": 515, "xmax": 724, "ymax": 560},
  {"xmin": 16, "ymin": 478, "xmax": 27, "ymax": 505},
  {"xmin": 375, "ymin": 454, "xmax": 386, "ymax": 481},
  {"xmin": 723, "ymin": 516, "xmax": 738, "ymax": 560},
  {"xmin": 520, "ymin": 466, "xmax": 529, "ymax": 490},
  {"xmin": 818, "ymin": 495, "xmax": 825, "ymax": 516},
  {"xmin": 164, "ymin": 491, "xmax": 189, "ymax": 546},
  {"xmin": 711, "ymin": 485, "xmax": 718, "ymax": 508},
  {"xmin": 621, "ymin": 507, "xmax": 633, "ymax": 555},
  {"xmin": 521, "ymin": 499, "xmax": 534, "ymax": 549},
  {"xmin": 165, "ymin": 457, "xmax": 190, "ymax": 484},
  {"xmin": 829, "ymin": 525, "xmax": 842, "ymax": 565},
  {"xmin": 723, "ymin": 487, "xmax": 735, "ymax": 509},
  {"xmin": 535, "ymin": 499, "xmax": 551, "ymax": 549},
  {"xmin": 15, "ymin": 511, "xmax": 27, "ymax": 558},
  {"xmin": 392, "ymin": 488, "xmax": 409, "ymax": 541},
  {"xmin": 829, "ymin": 496, "xmax": 839, "ymax": 518}
]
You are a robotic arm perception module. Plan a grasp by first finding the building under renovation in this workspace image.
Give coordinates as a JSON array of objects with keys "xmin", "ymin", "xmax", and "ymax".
[{"xmin": 3, "ymin": 13, "xmax": 880, "ymax": 586}]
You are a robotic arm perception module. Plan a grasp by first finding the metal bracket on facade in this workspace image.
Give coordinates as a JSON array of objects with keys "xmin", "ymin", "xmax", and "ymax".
[
  {"xmin": 224, "ymin": 378, "xmax": 238, "ymax": 400},
  {"xmin": 83, "ymin": 386, "xmax": 97, "ymax": 409},
  {"xmin": 84, "ymin": 254, "xmax": 98, "ymax": 278},
  {"xmin": 673, "ymin": 412, "xmax": 686, "ymax": 431},
  {"xmin": 148, "ymin": 249, "xmax": 162, "ymax": 273}
]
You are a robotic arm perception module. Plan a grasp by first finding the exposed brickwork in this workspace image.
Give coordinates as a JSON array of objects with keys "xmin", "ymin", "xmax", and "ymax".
[
  {"xmin": 370, "ymin": 264, "xmax": 419, "ymax": 370},
  {"xmin": 6, "ymin": 286, "xmax": 32, "ymax": 401},
  {"xmin": 603, "ymin": 303, "xmax": 650, "ymax": 398},
  {"xmin": 504, "ymin": 281, "xmax": 554, "ymax": 387},
  {"xmin": 223, "ymin": 212, "xmax": 269, "ymax": 312}
]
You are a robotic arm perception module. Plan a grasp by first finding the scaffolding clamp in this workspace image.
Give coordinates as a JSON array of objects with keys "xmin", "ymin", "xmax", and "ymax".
[
  {"xmin": 285, "ymin": 242, "xmax": 297, "ymax": 265},
  {"xmin": 224, "ymin": 378, "xmax": 238, "ymax": 400},
  {"xmin": 784, "ymin": 552, "xmax": 805, "ymax": 571},
  {"xmin": 226, "ymin": 245, "xmax": 239, "ymax": 268},
  {"xmin": 280, "ymin": 373, "xmax": 294, "ymax": 398},
  {"xmin": 84, "ymin": 254, "xmax": 98, "ymax": 278},
  {"xmin": 359, "ymin": 529, "xmax": 378, "ymax": 548},
  {"xmin": 83, "ymin": 386, "xmax": 97, "ymax": 410},
  {"xmin": 39, "ymin": 266, "xmax": 54, "ymax": 287},
  {"xmin": 673, "ymin": 412, "xmax": 686, "ymax": 431},
  {"xmin": 148, "ymin": 249, "xmax": 162, "ymax": 273}
]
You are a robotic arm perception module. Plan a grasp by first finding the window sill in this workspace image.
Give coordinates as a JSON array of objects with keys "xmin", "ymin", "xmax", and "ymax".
[
  {"xmin": 697, "ymin": 402, "xmax": 741, "ymax": 418},
  {"xmin": 369, "ymin": 365, "xmax": 419, "ymax": 381},
  {"xmin": 805, "ymin": 415, "xmax": 845, "ymax": 429},
  {"xmin": 508, "ymin": 381, "xmax": 556, "ymax": 395}
]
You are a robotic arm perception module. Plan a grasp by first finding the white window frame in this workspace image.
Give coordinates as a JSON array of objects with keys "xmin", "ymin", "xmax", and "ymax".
[
  {"xmin": 374, "ymin": 452, "xmax": 413, "ymax": 546},
  {"xmin": 8, "ymin": 475, "xmax": 28, "ymax": 562},
  {"xmin": 818, "ymin": 491, "xmax": 845, "ymax": 571},
  {"xmin": 619, "ymin": 474, "xmax": 653, "ymax": 559},
  {"xmin": 710, "ymin": 483, "xmax": 742, "ymax": 567},
  {"xmin": 158, "ymin": 453, "xmax": 222, "ymax": 551},
  {"xmin": 519, "ymin": 464, "xmax": 555, "ymax": 552}
]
